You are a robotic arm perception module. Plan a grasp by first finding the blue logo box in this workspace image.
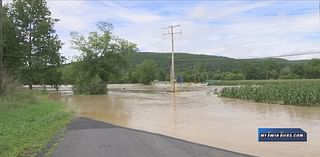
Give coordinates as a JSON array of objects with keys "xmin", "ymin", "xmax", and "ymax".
[{"xmin": 258, "ymin": 128, "xmax": 307, "ymax": 142}]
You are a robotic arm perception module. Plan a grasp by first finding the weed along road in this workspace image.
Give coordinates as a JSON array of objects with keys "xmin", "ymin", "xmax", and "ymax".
[
  {"xmin": 50, "ymin": 84, "xmax": 320, "ymax": 157},
  {"xmin": 52, "ymin": 117, "xmax": 250, "ymax": 157}
]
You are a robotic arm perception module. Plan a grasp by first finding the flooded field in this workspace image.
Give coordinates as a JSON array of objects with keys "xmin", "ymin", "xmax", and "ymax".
[{"xmin": 50, "ymin": 84, "xmax": 320, "ymax": 157}]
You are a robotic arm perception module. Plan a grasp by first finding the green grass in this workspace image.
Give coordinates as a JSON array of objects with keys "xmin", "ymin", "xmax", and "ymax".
[
  {"xmin": 218, "ymin": 80, "xmax": 320, "ymax": 106},
  {"xmin": 0, "ymin": 91, "xmax": 71, "ymax": 157}
]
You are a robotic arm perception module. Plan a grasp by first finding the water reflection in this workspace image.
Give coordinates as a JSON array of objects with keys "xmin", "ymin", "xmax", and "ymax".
[
  {"xmin": 172, "ymin": 92, "xmax": 177, "ymax": 133},
  {"xmin": 49, "ymin": 84, "xmax": 320, "ymax": 157}
]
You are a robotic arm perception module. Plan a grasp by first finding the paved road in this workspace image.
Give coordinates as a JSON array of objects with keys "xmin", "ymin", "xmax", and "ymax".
[{"xmin": 52, "ymin": 117, "xmax": 253, "ymax": 157}]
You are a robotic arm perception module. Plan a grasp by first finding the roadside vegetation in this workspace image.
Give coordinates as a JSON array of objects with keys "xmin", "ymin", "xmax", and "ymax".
[
  {"xmin": 0, "ymin": 1, "xmax": 72, "ymax": 156},
  {"xmin": 0, "ymin": 88, "xmax": 71, "ymax": 157},
  {"xmin": 217, "ymin": 79, "xmax": 320, "ymax": 106}
]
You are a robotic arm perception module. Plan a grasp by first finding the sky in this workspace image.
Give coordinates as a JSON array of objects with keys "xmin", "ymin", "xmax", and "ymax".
[{"xmin": 5, "ymin": 0, "xmax": 320, "ymax": 60}]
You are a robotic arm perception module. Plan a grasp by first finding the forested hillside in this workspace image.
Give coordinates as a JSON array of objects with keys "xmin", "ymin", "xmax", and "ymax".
[
  {"xmin": 127, "ymin": 52, "xmax": 289, "ymax": 72},
  {"xmin": 61, "ymin": 52, "xmax": 320, "ymax": 84}
]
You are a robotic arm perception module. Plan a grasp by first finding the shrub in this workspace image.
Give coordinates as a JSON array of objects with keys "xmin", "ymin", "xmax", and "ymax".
[
  {"xmin": 0, "ymin": 70, "xmax": 19, "ymax": 95},
  {"xmin": 73, "ymin": 74, "xmax": 107, "ymax": 95}
]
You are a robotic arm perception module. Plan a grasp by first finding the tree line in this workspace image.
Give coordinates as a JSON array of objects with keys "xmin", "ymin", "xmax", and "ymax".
[
  {"xmin": 99, "ymin": 52, "xmax": 320, "ymax": 84},
  {"xmin": 60, "ymin": 55, "xmax": 320, "ymax": 86},
  {"xmin": 108, "ymin": 56, "xmax": 320, "ymax": 83}
]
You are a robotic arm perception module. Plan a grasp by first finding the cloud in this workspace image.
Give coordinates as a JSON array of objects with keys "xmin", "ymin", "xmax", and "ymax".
[
  {"xmin": 188, "ymin": 1, "xmax": 273, "ymax": 21},
  {"xmin": 44, "ymin": 1, "xmax": 320, "ymax": 60},
  {"xmin": 101, "ymin": 1, "xmax": 164, "ymax": 23}
]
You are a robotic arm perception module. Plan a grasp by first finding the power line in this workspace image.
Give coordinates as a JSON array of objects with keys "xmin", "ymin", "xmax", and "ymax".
[
  {"xmin": 248, "ymin": 51, "xmax": 320, "ymax": 59},
  {"xmin": 160, "ymin": 50, "xmax": 320, "ymax": 62},
  {"xmin": 162, "ymin": 25, "xmax": 181, "ymax": 92}
]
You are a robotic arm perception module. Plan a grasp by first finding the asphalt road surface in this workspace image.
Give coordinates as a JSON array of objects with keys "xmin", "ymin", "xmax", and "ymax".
[{"xmin": 51, "ymin": 117, "xmax": 253, "ymax": 157}]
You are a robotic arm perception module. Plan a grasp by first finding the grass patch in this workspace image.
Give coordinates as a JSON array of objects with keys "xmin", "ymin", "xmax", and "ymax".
[{"xmin": 0, "ymin": 90, "xmax": 72, "ymax": 157}]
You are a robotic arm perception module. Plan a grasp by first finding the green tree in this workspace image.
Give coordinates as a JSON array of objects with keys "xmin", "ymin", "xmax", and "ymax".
[
  {"xmin": 241, "ymin": 63, "xmax": 265, "ymax": 80},
  {"xmin": 182, "ymin": 70, "xmax": 193, "ymax": 82},
  {"xmin": 135, "ymin": 59, "xmax": 159, "ymax": 85},
  {"xmin": 192, "ymin": 64, "xmax": 208, "ymax": 82},
  {"xmin": 71, "ymin": 22, "xmax": 137, "ymax": 94},
  {"xmin": 2, "ymin": 5, "xmax": 23, "ymax": 75},
  {"xmin": 290, "ymin": 64, "xmax": 304, "ymax": 78},
  {"xmin": 9, "ymin": 0, "xmax": 63, "ymax": 89},
  {"xmin": 304, "ymin": 59, "xmax": 320, "ymax": 79},
  {"xmin": 262, "ymin": 60, "xmax": 280, "ymax": 79},
  {"xmin": 58, "ymin": 62, "xmax": 78, "ymax": 85},
  {"xmin": 1, "ymin": 5, "xmax": 23, "ymax": 94}
]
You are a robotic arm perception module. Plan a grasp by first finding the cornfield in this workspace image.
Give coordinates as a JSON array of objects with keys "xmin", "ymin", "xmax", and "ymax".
[
  {"xmin": 207, "ymin": 79, "xmax": 320, "ymax": 86},
  {"xmin": 218, "ymin": 80, "xmax": 320, "ymax": 106}
]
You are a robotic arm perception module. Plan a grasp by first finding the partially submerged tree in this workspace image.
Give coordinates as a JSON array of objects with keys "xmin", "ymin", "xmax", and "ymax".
[{"xmin": 71, "ymin": 22, "xmax": 137, "ymax": 94}]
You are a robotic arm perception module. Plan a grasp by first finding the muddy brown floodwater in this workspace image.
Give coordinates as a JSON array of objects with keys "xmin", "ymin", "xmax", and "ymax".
[{"xmin": 50, "ymin": 84, "xmax": 320, "ymax": 157}]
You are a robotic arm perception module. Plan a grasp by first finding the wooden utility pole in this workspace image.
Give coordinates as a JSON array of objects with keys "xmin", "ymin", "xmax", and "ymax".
[{"xmin": 163, "ymin": 25, "xmax": 181, "ymax": 92}]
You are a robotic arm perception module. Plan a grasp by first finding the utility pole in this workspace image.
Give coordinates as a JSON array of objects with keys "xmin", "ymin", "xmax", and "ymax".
[{"xmin": 163, "ymin": 25, "xmax": 181, "ymax": 92}]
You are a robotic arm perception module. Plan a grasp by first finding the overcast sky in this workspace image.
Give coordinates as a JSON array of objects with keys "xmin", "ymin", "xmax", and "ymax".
[{"xmin": 6, "ymin": 0, "xmax": 320, "ymax": 60}]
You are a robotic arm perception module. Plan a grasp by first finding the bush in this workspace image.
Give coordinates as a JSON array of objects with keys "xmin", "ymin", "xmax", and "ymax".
[{"xmin": 73, "ymin": 74, "xmax": 107, "ymax": 95}]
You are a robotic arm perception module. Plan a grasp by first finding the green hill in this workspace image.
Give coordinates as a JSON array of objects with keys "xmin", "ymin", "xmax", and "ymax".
[
  {"xmin": 61, "ymin": 52, "xmax": 320, "ymax": 84},
  {"xmin": 126, "ymin": 52, "xmax": 293, "ymax": 72}
]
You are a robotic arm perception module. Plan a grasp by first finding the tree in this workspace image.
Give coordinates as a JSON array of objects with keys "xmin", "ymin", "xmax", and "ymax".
[
  {"xmin": 71, "ymin": 22, "xmax": 137, "ymax": 94},
  {"xmin": 262, "ymin": 60, "xmax": 280, "ymax": 79},
  {"xmin": 134, "ymin": 59, "xmax": 159, "ymax": 85},
  {"xmin": 304, "ymin": 59, "xmax": 320, "ymax": 79},
  {"xmin": 2, "ymin": 5, "xmax": 23, "ymax": 74},
  {"xmin": 290, "ymin": 64, "xmax": 304, "ymax": 78},
  {"xmin": 157, "ymin": 70, "xmax": 166, "ymax": 81},
  {"xmin": 9, "ymin": 0, "xmax": 63, "ymax": 89},
  {"xmin": 242, "ymin": 63, "xmax": 265, "ymax": 80},
  {"xmin": 59, "ymin": 62, "xmax": 78, "ymax": 85},
  {"xmin": 1, "ymin": 5, "xmax": 23, "ymax": 94},
  {"xmin": 182, "ymin": 70, "xmax": 193, "ymax": 82},
  {"xmin": 192, "ymin": 64, "xmax": 208, "ymax": 82}
]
